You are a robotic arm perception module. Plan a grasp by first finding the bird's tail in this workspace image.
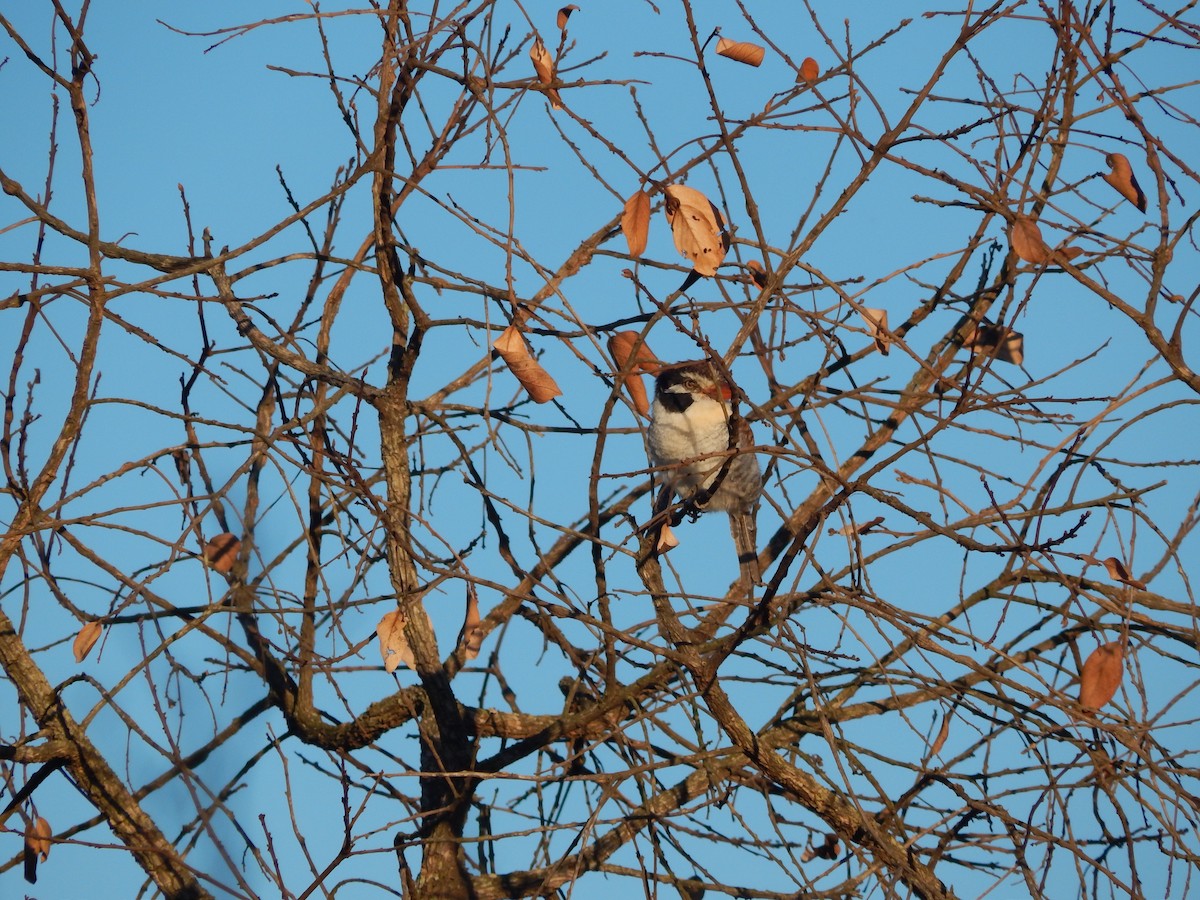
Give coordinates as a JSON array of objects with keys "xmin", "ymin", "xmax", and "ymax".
[{"xmin": 728, "ymin": 509, "xmax": 760, "ymax": 588}]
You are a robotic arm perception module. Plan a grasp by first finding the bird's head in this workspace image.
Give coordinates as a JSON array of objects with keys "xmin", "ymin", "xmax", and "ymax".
[{"xmin": 653, "ymin": 361, "xmax": 734, "ymax": 414}]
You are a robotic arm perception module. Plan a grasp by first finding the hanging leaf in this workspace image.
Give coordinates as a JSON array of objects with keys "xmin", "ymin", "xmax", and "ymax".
[
  {"xmin": 1078, "ymin": 641, "xmax": 1124, "ymax": 711},
  {"xmin": 860, "ymin": 307, "xmax": 890, "ymax": 355},
  {"xmin": 607, "ymin": 332, "xmax": 660, "ymax": 373},
  {"xmin": 745, "ymin": 259, "xmax": 768, "ymax": 287},
  {"xmin": 203, "ymin": 533, "xmax": 241, "ymax": 575},
  {"xmin": 608, "ymin": 331, "xmax": 660, "ymax": 416},
  {"xmin": 963, "ymin": 322, "xmax": 1024, "ymax": 365},
  {"xmin": 716, "ymin": 37, "xmax": 765, "ymax": 67},
  {"xmin": 24, "ymin": 816, "xmax": 51, "ymax": 884},
  {"xmin": 621, "ymin": 190, "xmax": 651, "ymax": 258},
  {"xmin": 73, "ymin": 620, "xmax": 103, "ymax": 663},
  {"xmin": 377, "ymin": 609, "xmax": 416, "ymax": 673},
  {"xmin": 656, "ymin": 523, "xmax": 680, "ymax": 554},
  {"xmin": 1009, "ymin": 215, "xmax": 1051, "ymax": 264},
  {"xmin": 529, "ymin": 37, "xmax": 563, "ymax": 109},
  {"xmin": 664, "ymin": 184, "xmax": 727, "ymax": 277},
  {"xmin": 557, "ymin": 4, "xmax": 579, "ymax": 30},
  {"xmin": 494, "ymin": 325, "xmax": 564, "ymax": 403},
  {"xmin": 458, "ymin": 585, "xmax": 485, "ymax": 661},
  {"xmin": 29, "ymin": 816, "xmax": 51, "ymax": 859},
  {"xmin": 801, "ymin": 832, "xmax": 840, "ymax": 863},
  {"xmin": 799, "ymin": 57, "xmax": 820, "ymax": 82},
  {"xmin": 1054, "ymin": 245, "xmax": 1084, "ymax": 264},
  {"xmin": 1103, "ymin": 557, "xmax": 1147, "ymax": 590},
  {"xmin": 929, "ymin": 710, "xmax": 952, "ymax": 758},
  {"xmin": 1103, "ymin": 152, "xmax": 1147, "ymax": 213}
]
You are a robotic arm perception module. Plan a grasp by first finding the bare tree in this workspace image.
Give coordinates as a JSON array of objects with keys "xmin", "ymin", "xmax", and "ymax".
[{"xmin": 2, "ymin": 2, "xmax": 1199, "ymax": 898}]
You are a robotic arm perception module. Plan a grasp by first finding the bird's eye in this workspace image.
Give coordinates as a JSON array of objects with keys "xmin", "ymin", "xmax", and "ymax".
[{"xmin": 682, "ymin": 378, "xmax": 698, "ymax": 391}]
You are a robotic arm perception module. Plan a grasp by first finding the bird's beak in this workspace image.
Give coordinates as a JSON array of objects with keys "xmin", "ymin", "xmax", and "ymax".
[{"xmin": 703, "ymin": 382, "xmax": 733, "ymax": 401}]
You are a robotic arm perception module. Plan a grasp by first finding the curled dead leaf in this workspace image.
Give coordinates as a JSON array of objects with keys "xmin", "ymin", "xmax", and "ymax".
[
  {"xmin": 29, "ymin": 817, "xmax": 51, "ymax": 860},
  {"xmin": 1078, "ymin": 640, "xmax": 1124, "ymax": 711},
  {"xmin": 801, "ymin": 832, "xmax": 840, "ymax": 863},
  {"xmin": 745, "ymin": 259, "xmax": 768, "ymax": 287},
  {"xmin": 529, "ymin": 37, "xmax": 553, "ymax": 84},
  {"xmin": 73, "ymin": 620, "xmax": 103, "ymax": 663},
  {"xmin": 860, "ymin": 307, "xmax": 890, "ymax": 355},
  {"xmin": 24, "ymin": 816, "xmax": 51, "ymax": 883},
  {"xmin": 557, "ymin": 4, "xmax": 579, "ymax": 30},
  {"xmin": 929, "ymin": 710, "xmax": 952, "ymax": 758},
  {"xmin": 377, "ymin": 609, "xmax": 416, "ymax": 673},
  {"xmin": 1053, "ymin": 245, "xmax": 1084, "ymax": 264},
  {"xmin": 458, "ymin": 585, "xmax": 484, "ymax": 661},
  {"xmin": 1103, "ymin": 153, "xmax": 1147, "ymax": 213},
  {"xmin": 664, "ymin": 184, "xmax": 727, "ymax": 277},
  {"xmin": 1103, "ymin": 556, "xmax": 1147, "ymax": 590},
  {"xmin": 1009, "ymin": 215, "xmax": 1051, "ymax": 264},
  {"xmin": 963, "ymin": 322, "xmax": 1024, "ymax": 366},
  {"xmin": 656, "ymin": 523, "xmax": 679, "ymax": 554},
  {"xmin": 529, "ymin": 37, "xmax": 563, "ymax": 109},
  {"xmin": 621, "ymin": 190, "xmax": 651, "ymax": 258},
  {"xmin": 203, "ymin": 533, "xmax": 241, "ymax": 575},
  {"xmin": 494, "ymin": 325, "xmax": 564, "ymax": 403},
  {"xmin": 716, "ymin": 36, "xmax": 765, "ymax": 67},
  {"xmin": 623, "ymin": 378, "xmax": 649, "ymax": 416},
  {"xmin": 799, "ymin": 57, "xmax": 820, "ymax": 82},
  {"xmin": 608, "ymin": 331, "xmax": 661, "ymax": 416}
]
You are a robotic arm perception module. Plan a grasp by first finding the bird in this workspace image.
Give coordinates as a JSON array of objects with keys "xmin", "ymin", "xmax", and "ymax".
[{"xmin": 647, "ymin": 360, "xmax": 762, "ymax": 585}]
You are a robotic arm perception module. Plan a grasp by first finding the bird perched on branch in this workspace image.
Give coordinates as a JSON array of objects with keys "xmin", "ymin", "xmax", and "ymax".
[{"xmin": 647, "ymin": 360, "xmax": 762, "ymax": 585}]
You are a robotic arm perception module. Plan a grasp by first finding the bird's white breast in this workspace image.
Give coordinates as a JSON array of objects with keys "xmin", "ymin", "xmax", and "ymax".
[{"xmin": 648, "ymin": 393, "xmax": 733, "ymax": 495}]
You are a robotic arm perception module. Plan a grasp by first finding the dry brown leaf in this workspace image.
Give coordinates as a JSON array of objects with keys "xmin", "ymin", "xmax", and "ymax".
[
  {"xmin": 1054, "ymin": 245, "xmax": 1084, "ymax": 263},
  {"xmin": 1103, "ymin": 556, "xmax": 1147, "ymax": 590},
  {"xmin": 745, "ymin": 259, "xmax": 768, "ymax": 287},
  {"xmin": 929, "ymin": 710, "xmax": 952, "ymax": 758},
  {"xmin": 656, "ymin": 523, "xmax": 679, "ymax": 554},
  {"xmin": 203, "ymin": 533, "xmax": 241, "ymax": 575},
  {"xmin": 556, "ymin": 4, "xmax": 579, "ymax": 30},
  {"xmin": 29, "ymin": 817, "xmax": 51, "ymax": 860},
  {"xmin": 663, "ymin": 184, "xmax": 727, "ymax": 277},
  {"xmin": 716, "ymin": 36, "xmax": 765, "ymax": 67},
  {"xmin": 529, "ymin": 37, "xmax": 553, "ymax": 84},
  {"xmin": 623, "ymin": 377, "xmax": 649, "ymax": 416},
  {"xmin": 377, "ymin": 609, "xmax": 415, "ymax": 673},
  {"xmin": 799, "ymin": 57, "xmax": 820, "ymax": 82},
  {"xmin": 73, "ymin": 620, "xmax": 103, "ymax": 663},
  {"xmin": 1079, "ymin": 641, "xmax": 1124, "ymax": 711},
  {"xmin": 529, "ymin": 37, "xmax": 563, "ymax": 109},
  {"xmin": 964, "ymin": 323, "xmax": 1024, "ymax": 366},
  {"xmin": 24, "ymin": 816, "xmax": 51, "ymax": 884},
  {"xmin": 621, "ymin": 190, "xmax": 651, "ymax": 258},
  {"xmin": 860, "ymin": 307, "xmax": 890, "ymax": 355},
  {"xmin": 1010, "ymin": 215, "xmax": 1051, "ymax": 264},
  {"xmin": 608, "ymin": 331, "xmax": 660, "ymax": 416},
  {"xmin": 801, "ymin": 832, "xmax": 840, "ymax": 863},
  {"xmin": 1103, "ymin": 152, "xmax": 1147, "ymax": 213},
  {"xmin": 494, "ymin": 325, "xmax": 564, "ymax": 403},
  {"xmin": 458, "ymin": 585, "xmax": 484, "ymax": 661},
  {"xmin": 608, "ymin": 332, "xmax": 660, "ymax": 374}
]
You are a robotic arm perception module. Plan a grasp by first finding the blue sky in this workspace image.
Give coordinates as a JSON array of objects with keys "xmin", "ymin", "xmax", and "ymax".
[{"xmin": 2, "ymin": 2, "xmax": 1198, "ymax": 898}]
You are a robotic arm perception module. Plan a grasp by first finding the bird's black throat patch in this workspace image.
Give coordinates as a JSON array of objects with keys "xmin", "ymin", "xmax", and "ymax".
[{"xmin": 657, "ymin": 389, "xmax": 694, "ymax": 414}]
